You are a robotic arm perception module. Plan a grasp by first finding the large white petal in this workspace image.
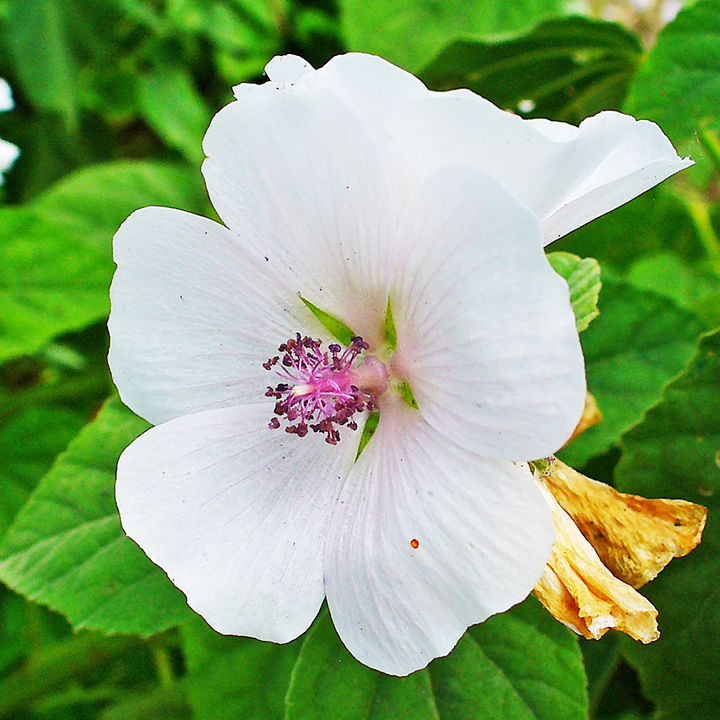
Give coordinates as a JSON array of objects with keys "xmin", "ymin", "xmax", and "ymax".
[
  {"xmin": 389, "ymin": 95, "xmax": 690, "ymax": 244},
  {"xmin": 391, "ymin": 165, "xmax": 586, "ymax": 461},
  {"xmin": 296, "ymin": 53, "xmax": 428, "ymax": 139},
  {"xmin": 109, "ymin": 207, "xmax": 320, "ymax": 425},
  {"xmin": 290, "ymin": 54, "xmax": 689, "ymax": 243},
  {"xmin": 536, "ymin": 118, "xmax": 694, "ymax": 243},
  {"xmin": 325, "ymin": 396, "xmax": 554, "ymax": 676},
  {"xmin": 203, "ymin": 79, "xmax": 398, "ymax": 347},
  {"xmin": 116, "ymin": 404, "xmax": 361, "ymax": 642}
]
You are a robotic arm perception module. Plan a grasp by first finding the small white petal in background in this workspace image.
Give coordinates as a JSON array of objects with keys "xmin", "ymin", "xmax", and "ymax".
[
  {"xmin": 0, "ymin": 78, "xmax": 14, "ymax": 111},
  {"xmin": 0, "ymin": 78, "xmax": 19, "ymax": 183}
]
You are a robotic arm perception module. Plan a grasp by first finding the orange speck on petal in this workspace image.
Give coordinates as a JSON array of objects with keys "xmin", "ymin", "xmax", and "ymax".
[{"xmin": 410, "ymin": 539, "xmax": 419, "ymax": 549}]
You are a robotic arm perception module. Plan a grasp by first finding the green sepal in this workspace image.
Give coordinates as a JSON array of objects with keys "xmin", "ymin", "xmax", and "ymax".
[
  {"xmin": 355, "ymin": 411, "xmax": 380, "ymax": 460},
  {"xmin": 384, "ymin": 297, "xmax": 397, "ymax": 350},
  {"xmin": 300, "ymin": 297, "xmax": 356, "ymax": 347}
]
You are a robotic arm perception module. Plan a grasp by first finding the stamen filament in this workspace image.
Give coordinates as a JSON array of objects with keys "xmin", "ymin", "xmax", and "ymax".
[{"xmin": 264, "ymin": 334, "xmax": 387, "ymax": 444}]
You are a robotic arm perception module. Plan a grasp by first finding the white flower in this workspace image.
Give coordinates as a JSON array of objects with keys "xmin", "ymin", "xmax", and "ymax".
[
  {"xmin": 0, "ymin": 79, "xmax": 19, "ymax": 184},
  {"xmin": 110, "ymin": 53, "xmax": 689, "ymax": 676}
]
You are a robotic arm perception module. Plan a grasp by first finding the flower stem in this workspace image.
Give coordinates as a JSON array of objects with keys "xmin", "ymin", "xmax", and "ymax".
[
  {"xmin": 150, "ymin": 639, "xmax": 176, "ymax": 688},
  {"xmin": 698, "ymin": 129, "xmax": 720, "ymax": 177},
  {"xmin": 0, "ymin": 632, "xmax": 137, "ymax": 717},
  {"xmin": 684, "ymin": 195, "xmax": 720, "ymax": 275}
]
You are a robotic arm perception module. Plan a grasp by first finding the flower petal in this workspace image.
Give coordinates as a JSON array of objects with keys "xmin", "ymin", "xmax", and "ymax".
[
  {"xmin": 324, "ymin": 396, "xmax": 554, "ymax": 676},
  {"xmin": 109, "ymin": 207, "xmax": 318, "ymax": 425},
  {"xmin": 264, "ymin": 54, "xmax": 314, "ymax": 84},
  {"xmin": 116, "ymin": 404, "xmax": 360, "ymax": 642},
  {"xmin": 535, "ymin": 118, "xmax": 694, "ymax": 243},
  {"xmin": 298, "ymin": 53, "xmax": 428, "ymax": 140},
  {"xmin": 389, "ymin": 95, "xmax": 690, "ymax": 244},
  {"xmin": 298, "ymin": 54, "xmax": 689, "ymax": 243},
  {"xmin": 203, "ymin": 77, "xmax": 398, "ymax": 346},
  {"xmin": 391, "ymin": 165, "xmax": 586, "ymax": 461}
]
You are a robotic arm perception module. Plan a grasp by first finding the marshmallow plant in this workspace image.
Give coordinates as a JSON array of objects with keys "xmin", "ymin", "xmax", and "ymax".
[{"xmin": 109, "ymin": 53, "xmax": 692, "ymax": 676}]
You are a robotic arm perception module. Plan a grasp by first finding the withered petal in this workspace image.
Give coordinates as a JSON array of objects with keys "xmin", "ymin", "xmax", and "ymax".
[
  {"xmin": 533, "ymin": 484, "xmax": 659, "ymax": 643},
  {"xmin": 544, "ymin": 459, "xmax": 707, "ymax": 588}
]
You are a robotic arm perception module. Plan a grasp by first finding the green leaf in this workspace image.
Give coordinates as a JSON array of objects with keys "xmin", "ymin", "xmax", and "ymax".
[
  {"xmin": 6, "ymin": 0, "xmax": 79, "ymax": 130},
  {"xmin": 0, "ymin": 397, "xmax": 191, "ymax": 636},
  {"xmin": 553, "ymin": 186, "xmax": 697, "ymax": 274},
  {"xmin": 340, "ymin": 0, "xmax": 563, "ymax": 73},
  {"xmin": 300, "ymin": 297, "xmax": 356, "ymax": 346},
  {"xmin": 624, "ymin": 0, "xmax": 720, "ymax": 144},
  {"xmin": 181, "ymin": 615, "xmax": 301, "ymax": 720},
  {"xmin": 0, "ymin": 629, "xmax": 138, "ymax": 718},
  {"xmin": 285, "ymin": 609, "xmax": 438, "ymax": 720},
  {"xmin": 137, "ymin": 64, "xmax": 213, "ymax": 164},
  {"xmin": 0, "ymin": 161, "xmax": 206, "ymax": 364},
  {"xmin": 615, "ymin": 329, "xmax": 720, "ymax": 720},
  {"xmin": 627, "ymin": 251, "xmax": 720, "ymax": 329},
  {"xmin": 286, "ymin": 598, "xmax": 586, "ymax": 720},
  {"xmin": 580, "ymin": 633, "xmax": 622, "ymax": 717},
  {"xmin": 97, "ymin": 682, "xmax": 191, "ymax": 720},
  {"xmin": 559, "ymin": 273, "xmax": 705, "ymax": 467},
  {"xmin": 431, "ymin": 598, "xmax": 587, "ymax": 720},
  {"xmin": 422, "ymin": 16, "xmax": 641, "ymax": 123},
  {"xmin": 0, "ymin": 408, "xmax": 85, "ymax": 542},
  {"xmin": 547, "ymin": 252, "xmax": 602, "ymax": 332}
]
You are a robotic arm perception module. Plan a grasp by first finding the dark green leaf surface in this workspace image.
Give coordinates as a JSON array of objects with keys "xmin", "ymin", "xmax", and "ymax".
[
  {"xmin": 624, "ymin": 0, "xmax": 720, "ymax": 144},
  {"xmin": 137, "ymin": 65, "xmax": 213, "ymax": 164},
  {"xmin": 422, "ymin": 16, "xmax": 641, "ymax": 123},
  {"xmin": 182, "ymin": 615, "xmax": 302, "ymax": 720},
  {"xmin": 0, "ymin": 408, "xmax": 85, "ymax": 542},
  {"xmin": 285, "ymin": 610, "xmax": 438, "ymax": 720},
  {"xmin": 616, "ymin": 329, "xmax": 720, "ymax": 720},
  {"xmin": 6, "ymin": 0, "xmax": 79, "ymax": 129},
  {"xmin": 285, "ymin": 598, "xmax": 586, "ymax": 720},
  {"xmin": 0, "ymin": 398, "xmax": 191, "ymax": 635},
  {"xmin": 547, "ymin": 251, "xmax": 601, "ymax": 332},
  {"xmin": 560, "ymin": 273, "xmax": 704, "ymax": 467},
  {"xmin": 340, "ymin": 0, "xmax": 563, "ymax": 72},
  {"xmin": 0, "ymin": 162, "xmax": 205, "ymax": 364}
]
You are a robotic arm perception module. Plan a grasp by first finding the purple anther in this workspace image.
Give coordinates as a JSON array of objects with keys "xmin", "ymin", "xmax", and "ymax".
[{"xmin": 263, "ymin": 334, "xmax": 387, "ymax": 444}]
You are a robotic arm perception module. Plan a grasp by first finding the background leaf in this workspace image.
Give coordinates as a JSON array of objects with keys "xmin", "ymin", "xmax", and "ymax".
[
  {"xmin": 285, "ymin": 598, "xmax": 586, "ymax": 720},
  {"xmin": 615, "ymin": 329, "xmax": 720, "ymax": 720},
  {"xmin": 624, "ymin": 0, "xmax": 720, "ymax": 145},
  {"xmin": 0, "ymin": 161, "xmax": 206, "ymax": 363},
  {"xmin": 560, "ymin": 273, "xmax": 705, "ymax": 467},
  {"xmin": 340, "ymin": 0, "xmax": 563, "ymax": 72},
  {"xmin": 182, "ymin": 615, "xmax": 302, "ymax": 720},
  {"xmin": 6, "ymin": 0, "xmax": 80, "ymax": 130},
  {"xmin": 0, "ymin": 398, "xmax": 191, "ymax": 636},
  {"xmin": 0, "ymin": 408, "xmax": 84, "ymax": 542},
  {"xmin": 136, "ymin": 65, "xmax": 213, "ymax": 164},
  {"xmin": 422, "ymin": 16, "xmax": 641, "ymax": 123}
]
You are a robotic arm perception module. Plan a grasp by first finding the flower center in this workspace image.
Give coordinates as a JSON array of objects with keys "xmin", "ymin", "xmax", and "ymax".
[{"xmin": 264, "ymin": 334, "xmax": 389, "ymax": 444}]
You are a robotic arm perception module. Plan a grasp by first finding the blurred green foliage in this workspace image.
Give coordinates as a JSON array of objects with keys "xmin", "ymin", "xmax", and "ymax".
[{"xmin": 0, "ymin": 0, "xmax": 719, "ymax": 718}]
